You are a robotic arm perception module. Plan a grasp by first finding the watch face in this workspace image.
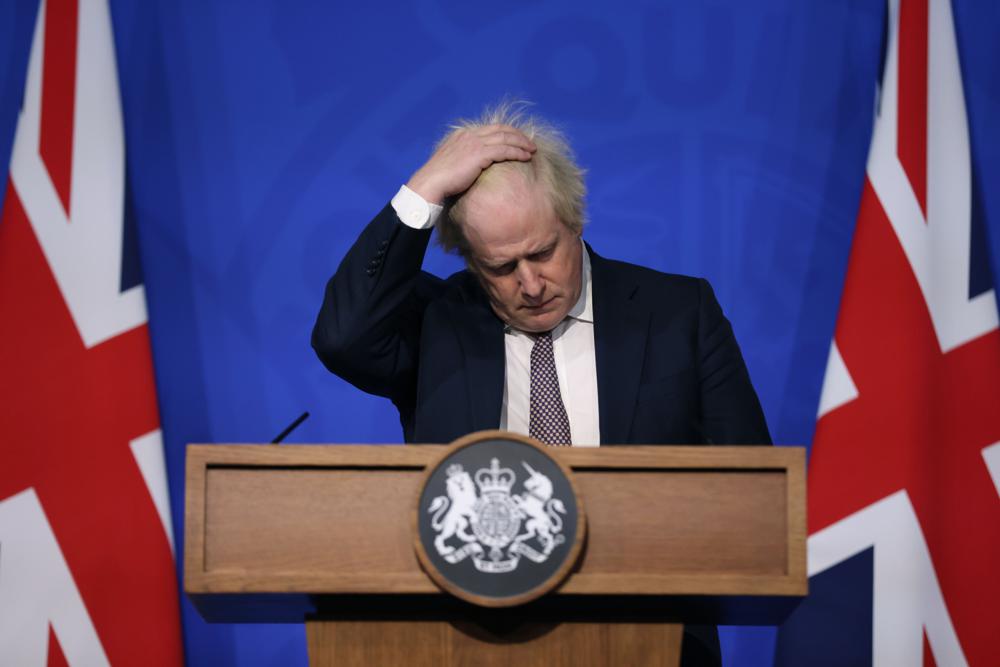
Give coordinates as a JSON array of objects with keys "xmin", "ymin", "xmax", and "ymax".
[{"xmin": 415, "ymin": 432, "xmax": 584, "ymax": 607}]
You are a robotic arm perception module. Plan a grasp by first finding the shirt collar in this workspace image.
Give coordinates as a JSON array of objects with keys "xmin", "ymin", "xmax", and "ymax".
[{"xmin": 566, "ymin": 239, "xmax": 593, "ymax": 324}]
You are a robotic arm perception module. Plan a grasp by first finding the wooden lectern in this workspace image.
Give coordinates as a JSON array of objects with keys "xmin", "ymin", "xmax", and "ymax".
[{"xmin": 185, "ymin": 442, "xmax": 805, "ymax": 666}]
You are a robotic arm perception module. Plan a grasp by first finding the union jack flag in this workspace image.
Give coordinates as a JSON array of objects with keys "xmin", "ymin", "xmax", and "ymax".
[
  {"xmin": 0, "ymin": 0, "xmax": 183, "ymax": 664},
  {"xmin": 776, "ymin": 0, "xmax": 1000, "ymax": 664}
]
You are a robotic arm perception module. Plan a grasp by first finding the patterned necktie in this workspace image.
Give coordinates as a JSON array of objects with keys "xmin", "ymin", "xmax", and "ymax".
[{"xmin": 529, "ymin": 331, "xmax": 572, "ymax": 446}]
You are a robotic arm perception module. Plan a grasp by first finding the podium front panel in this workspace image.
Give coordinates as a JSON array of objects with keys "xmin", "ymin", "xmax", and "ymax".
[{"xmin": 185, "ymin": 443, "xmax": 805, "ymax": 622}]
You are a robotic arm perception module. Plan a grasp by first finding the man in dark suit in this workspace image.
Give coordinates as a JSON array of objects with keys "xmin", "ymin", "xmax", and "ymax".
[{"xmin": 312, "ymin": 103, "xmax": 770, "ymax": 665}]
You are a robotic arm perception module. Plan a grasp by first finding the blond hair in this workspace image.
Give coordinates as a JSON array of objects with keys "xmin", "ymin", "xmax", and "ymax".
[{"xmin": 436, "ymin": 101, "xmax": 587, "ymax": 256}]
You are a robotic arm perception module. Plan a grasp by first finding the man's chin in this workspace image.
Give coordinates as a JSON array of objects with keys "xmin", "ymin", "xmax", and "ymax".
[{"xmin": 511, "ymin": 309, "xmax": 564, "ymax": 333}]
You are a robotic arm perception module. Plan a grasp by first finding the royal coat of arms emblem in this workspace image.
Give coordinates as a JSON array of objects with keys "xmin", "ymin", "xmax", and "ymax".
[
  {"xmin": 415, "ymin": 432, "xmax": 584, "ymax": 606},
  {"xmin": 427, "ymin": 457, "xmax": 568, "ymax": 574}
]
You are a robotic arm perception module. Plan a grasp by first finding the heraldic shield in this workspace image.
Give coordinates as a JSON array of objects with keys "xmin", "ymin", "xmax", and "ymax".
[{"xmin": 413, "ymin": 431, "xmax": 586, "ymax": 607}]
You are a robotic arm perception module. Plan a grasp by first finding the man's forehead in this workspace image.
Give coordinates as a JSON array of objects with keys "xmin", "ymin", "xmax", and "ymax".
[{"xmin": 473, "ymin": 230, "xmax": 561, "ymax": 266}]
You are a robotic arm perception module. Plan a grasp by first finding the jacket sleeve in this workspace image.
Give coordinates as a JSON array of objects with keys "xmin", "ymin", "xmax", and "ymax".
[
  {"xmin": 696, "ymin": 279, "xmax": 772, "ymax": 445},
  {"xmin": 311, "ymin": 203, "xmax": 444, "ymax": 408}
]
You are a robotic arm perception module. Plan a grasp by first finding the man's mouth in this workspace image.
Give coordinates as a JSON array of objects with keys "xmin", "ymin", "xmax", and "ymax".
[{"xmin": 523, "ymin": 296, "xmax": 557, "ymax": 311}]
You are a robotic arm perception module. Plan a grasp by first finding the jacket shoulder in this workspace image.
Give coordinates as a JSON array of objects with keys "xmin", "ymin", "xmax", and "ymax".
[{"xmin": 592, "ymin": 253, "xmax": 709, "ymax": 306}]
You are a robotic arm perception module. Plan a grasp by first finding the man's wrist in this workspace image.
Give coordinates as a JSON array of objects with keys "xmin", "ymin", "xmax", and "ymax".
[
  {"xmin": 403, "ymin": 173, "xmax": 446, "ymax": 207},
  {"xmin": 392, "ymin": 184, "xmax": 443, "ymax": 230}
]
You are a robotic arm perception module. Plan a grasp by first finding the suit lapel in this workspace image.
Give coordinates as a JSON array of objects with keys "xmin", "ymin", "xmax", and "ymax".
[
  {"xmin": 450, "ymin": 249, "xmax": 648, "ymax": 443},
  {"xmin": 453, "ymin": 281, "xmax": 506, "ymax": 433},
  {"xmin": 589, "ymin": 247, "xmax": 648, "ymax": 445}
]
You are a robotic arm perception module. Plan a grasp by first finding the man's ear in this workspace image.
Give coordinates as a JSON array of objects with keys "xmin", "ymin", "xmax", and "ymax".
[{"xmin": 560, "ymin": 219, "xmax": 582, "ymax": 242}]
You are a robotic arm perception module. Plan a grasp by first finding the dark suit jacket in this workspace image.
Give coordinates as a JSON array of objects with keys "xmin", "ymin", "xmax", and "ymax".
[
  {"xmin": 312, "ymin": 204, "xmax": 772, "ymax": 666},
  {"xmin": 312, "ymin": 204, "xmax": 770, "ymax": 447}
]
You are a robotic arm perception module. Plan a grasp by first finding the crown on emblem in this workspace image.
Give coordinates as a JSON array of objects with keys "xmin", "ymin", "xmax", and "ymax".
[{"xmin": 475, "ymin": 457, "xmax": 516, "ymax": 494}]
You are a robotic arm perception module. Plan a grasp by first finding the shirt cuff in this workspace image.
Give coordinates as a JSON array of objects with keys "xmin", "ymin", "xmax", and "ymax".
[{"xmin": 391, "ymin": 184, "xmax": 443, "ymax": 230}]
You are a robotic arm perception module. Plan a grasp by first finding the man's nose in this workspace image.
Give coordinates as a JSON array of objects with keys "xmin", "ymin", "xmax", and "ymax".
[{"xmin": 518, "ymin": 264, "xmax": 544, "ymax": 301}]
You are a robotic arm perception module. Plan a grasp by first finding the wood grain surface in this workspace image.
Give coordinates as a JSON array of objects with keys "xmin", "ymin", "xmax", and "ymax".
[
  {"xmin": 305, "ymin": 619, "xmax": 683, "ymax": 667},
  {"xmin": 185, "ymin": 442, "xmax": 806, "ymax": 597}
]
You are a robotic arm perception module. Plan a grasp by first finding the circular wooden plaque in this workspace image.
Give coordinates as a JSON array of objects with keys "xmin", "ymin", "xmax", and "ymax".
[{"xmin": 412, "ymin": 430, "xmax": 586, "ymax": 607}]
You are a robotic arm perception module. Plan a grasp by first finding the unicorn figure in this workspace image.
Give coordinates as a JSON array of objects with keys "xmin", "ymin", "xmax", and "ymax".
[{"xmin": 513, "ymin": 462, "xmax": 566, "ymax": 555}]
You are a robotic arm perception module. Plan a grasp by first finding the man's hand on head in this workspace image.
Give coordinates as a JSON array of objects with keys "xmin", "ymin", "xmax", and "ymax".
[{"xmin": 405, "ymin": 124, "xmax": 536, "ymax": 205}]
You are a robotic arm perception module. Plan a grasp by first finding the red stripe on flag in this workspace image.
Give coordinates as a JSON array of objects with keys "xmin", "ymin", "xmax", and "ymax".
[
  {"xmin": 897, "ymin": 0, "xmax": 929, "ymax": 219},
  {"xmin": 47, "ymin": 625, "xmax": 69, "ymax": 667},
  {"xmin": 39, "ymin": 0, "xmax": 79, "ymax": 219}
]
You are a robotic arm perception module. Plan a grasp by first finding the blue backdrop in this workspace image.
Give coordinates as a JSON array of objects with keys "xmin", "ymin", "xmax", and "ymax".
[{"xmin": 2, "ymin": 1, "xmax": 998, "ymax": 665}]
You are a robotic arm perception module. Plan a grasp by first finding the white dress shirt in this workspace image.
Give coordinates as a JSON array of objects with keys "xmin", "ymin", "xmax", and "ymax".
[{"xmin": 392, "ymin": 184, "xmax": 601, "ymax": 446}]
